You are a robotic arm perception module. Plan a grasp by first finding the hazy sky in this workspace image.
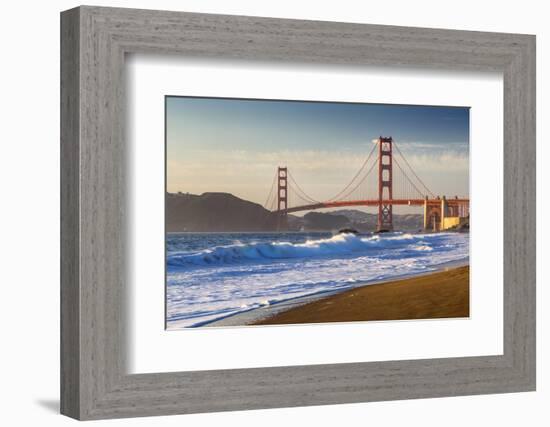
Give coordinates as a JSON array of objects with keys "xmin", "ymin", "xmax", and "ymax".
[{"xmin": 166, "ymin": 96, "xmax": 469, "ymax": 213}]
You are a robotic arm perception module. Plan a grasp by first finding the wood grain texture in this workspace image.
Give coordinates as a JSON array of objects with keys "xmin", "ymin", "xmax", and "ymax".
[
  {"xmin": 60, "ymin": 7, "xmax": 80, "ymax": 419},
  {"xmin": 60, "ymin": 6, "xmax": 536, "ymax": 420}
]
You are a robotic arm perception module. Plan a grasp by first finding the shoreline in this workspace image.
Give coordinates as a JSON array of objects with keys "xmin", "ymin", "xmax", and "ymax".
[
  {"xmin": 197, "ymin": 259, "xmax": 469, "ymax": 328},
  {"xmin": 255, "ymin": 265, "xmax": 469, "ymax": 326}
]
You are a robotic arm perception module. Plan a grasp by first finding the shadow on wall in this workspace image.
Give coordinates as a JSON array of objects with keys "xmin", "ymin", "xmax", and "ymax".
[{"xmin": 35, "ymin": 399, "xmax": 59, "ymax": 414}]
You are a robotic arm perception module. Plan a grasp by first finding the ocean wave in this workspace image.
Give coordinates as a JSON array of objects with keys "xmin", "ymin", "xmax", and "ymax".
[
  {"xmin": 167, "ymin": 232, "xmax": 432, "ymax": 267},
  {"xmin": 166, "ymin": 231, "xmax": 469, "ymax": 327}
]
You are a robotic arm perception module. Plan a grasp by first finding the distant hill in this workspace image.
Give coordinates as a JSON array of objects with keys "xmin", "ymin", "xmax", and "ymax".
[
  {"xmin": 303, "ymin": 212, "xmax": 350, "ymax": 231},
  {"xmin": 166, "ymin": 192, "xmax": 277, "ymax": 232},
  {"xmin": 166, "ymin": 193, "xmax": 424, "ymax": 232},
  {"xmin": 333, "ymin": 209, "xmax": 376, "ymax": 223},
  {"xmin": 393, "ymin": 214, "xmax": 424, "ymax": 231},
  {"xmin": 321, "ymin": 209, "xmax": 423, "ymax": 231}
]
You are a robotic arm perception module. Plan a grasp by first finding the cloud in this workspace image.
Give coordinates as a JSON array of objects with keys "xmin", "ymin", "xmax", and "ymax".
[
  {"xmin": 169, "ymin": 146, "xmax": 468, "ymax": 177},
  {"xmin": 167, "ymin": 145, "xmax": 469, "ymax": 203}
]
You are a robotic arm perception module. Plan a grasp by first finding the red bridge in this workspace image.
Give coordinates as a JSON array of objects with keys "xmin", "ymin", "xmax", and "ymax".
[{"xmin": 264, "ymin": 137, "xmax": 469, "ymax": 231}]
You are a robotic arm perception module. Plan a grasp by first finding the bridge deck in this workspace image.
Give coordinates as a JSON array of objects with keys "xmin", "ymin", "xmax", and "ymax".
[{"xmin": 278, "ymin": 199, "xmax": 469, "ymax": 214}]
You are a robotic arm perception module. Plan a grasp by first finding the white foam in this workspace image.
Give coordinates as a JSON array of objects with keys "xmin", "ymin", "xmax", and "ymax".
[
  {"xmin": 168, "ymin": 233, "xmax": 427, "ymax": 266},
  {"xmin": 166, "ymin": 232, "xmax": 469, "ymax": 328}
]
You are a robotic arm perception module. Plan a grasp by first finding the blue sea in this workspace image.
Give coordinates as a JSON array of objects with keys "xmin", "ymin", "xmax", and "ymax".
[{"xmin": 166, "ymin": 231, "xmax": 469, "ymax": 328}]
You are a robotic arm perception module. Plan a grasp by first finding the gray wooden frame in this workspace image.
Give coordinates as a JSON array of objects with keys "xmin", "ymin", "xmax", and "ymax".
[{"xmin": 60, "ymin": 5, "xmax": 536, "ymax": 420}]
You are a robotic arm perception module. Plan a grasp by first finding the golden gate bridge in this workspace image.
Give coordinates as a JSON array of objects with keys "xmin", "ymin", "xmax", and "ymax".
[{"xmin": 263, "ymin": 136, "xmax": 469, "ymax": 232}]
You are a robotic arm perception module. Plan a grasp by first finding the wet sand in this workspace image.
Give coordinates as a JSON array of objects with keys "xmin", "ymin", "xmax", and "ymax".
[{"xmin": 254, "ymin": 265, "xmax": 469, "ymax": 325}]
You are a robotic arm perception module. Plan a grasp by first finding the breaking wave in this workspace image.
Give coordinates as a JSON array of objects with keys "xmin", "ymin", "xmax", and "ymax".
[
  {"xmin": 167, "ymin": 232, "xmax": 435, "ymax": 267},
  {"xmin": 166, "ymin": 231, "xmax": 469, "ymax": 327}
]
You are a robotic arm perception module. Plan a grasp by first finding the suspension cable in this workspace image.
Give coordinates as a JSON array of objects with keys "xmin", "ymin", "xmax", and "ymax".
[
  {"xmin": 393, "ymin": 155, "xmax": 425, "ymax": 198},
  {"xmin": 326, "ymin": 142, "xmax": 378, "ymax": 201},
  {"xmin": 393, "ymin": 142, "xmax": 435, "ymax": 198},
  {"xmin": 290, "ymin": 186, "xmax": 317, "ymax": 205},
  {"xmin": 287, "ymin": 170, "xmax": 320, "ymax": 203},
  {"xmin": 263, "ymin": 170, "xmax": 278, "ymax": 209},
  {"xmin": 337, "ymin": 155, "xmax": 378, "ymax": 201}
]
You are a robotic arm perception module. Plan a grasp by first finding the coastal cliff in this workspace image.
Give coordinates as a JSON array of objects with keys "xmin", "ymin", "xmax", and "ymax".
[{"xmin": 166, "ymin": 192, "xmax": 423, "ymax": 232}]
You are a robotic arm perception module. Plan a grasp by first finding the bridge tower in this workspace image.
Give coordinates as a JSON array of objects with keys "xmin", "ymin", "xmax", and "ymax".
[
  {"xmin": 276, "ymin": 166, "xmax": 288, "ymax": 230},
  {"xmin": 377, "ymin": 136, "xmax": 393, "ymax": 232}
]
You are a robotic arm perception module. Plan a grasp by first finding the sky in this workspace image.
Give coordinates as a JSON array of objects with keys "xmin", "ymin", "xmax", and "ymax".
[{"xmin": 166, "ymin": 96, "xmax": 469, "ymax": 213}]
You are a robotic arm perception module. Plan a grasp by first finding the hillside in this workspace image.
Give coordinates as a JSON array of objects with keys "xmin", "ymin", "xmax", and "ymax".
[
  {"xmin": 166, "ymin": 192, "xmax": 277, "ymax": 232},
  {"xmin": 166, "ymin": 193, "xmax": 424, "ymax": 232},
  {"xmin": 330, "ymin": 209, "xmax": 423, "ymax": 231},
  {"xmin": 303, "ymin": 211, "xmax": 350, "ymax": 231}
]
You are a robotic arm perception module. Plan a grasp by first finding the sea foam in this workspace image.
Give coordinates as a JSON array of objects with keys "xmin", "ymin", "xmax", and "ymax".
[
  {"xmin": 168, "ymin": 232, "xmax": 422, "ymax": 267},
  {"xmin": 166, "ymin": 231, "xmax": 469, "ymax": 328}
]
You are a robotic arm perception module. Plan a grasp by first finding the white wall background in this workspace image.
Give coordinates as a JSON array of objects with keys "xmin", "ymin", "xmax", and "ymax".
[{"xmin": 0, "ymin": 1, "xmax": 546, "ymax": 425}]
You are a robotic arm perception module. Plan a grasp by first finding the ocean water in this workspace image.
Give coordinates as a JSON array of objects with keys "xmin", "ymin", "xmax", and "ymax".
[{"xmin": 166, "ymin": 231, "xmax": 469, "ymax": 328}]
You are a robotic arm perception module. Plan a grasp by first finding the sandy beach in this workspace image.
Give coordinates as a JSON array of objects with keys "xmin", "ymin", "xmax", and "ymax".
[
  {"xmin": 168, "ymin": 231, "xmax": 470, "ymax": 328},
  {"xmin": 253, "ymin": 265, "xmax": 469, "ymax": 325}
]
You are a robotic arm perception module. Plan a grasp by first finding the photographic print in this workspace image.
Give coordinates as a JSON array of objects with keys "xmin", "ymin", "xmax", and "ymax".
[{"xmin": 165, "ymin": 97, "xmax": 470, "ymax": 329}]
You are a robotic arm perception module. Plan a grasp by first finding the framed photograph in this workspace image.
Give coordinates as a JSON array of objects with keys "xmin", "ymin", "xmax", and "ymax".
[
  {"xmin": 164, "ymin": 97, "xmax": 471, "ymax": 329},
  {"xmin": 61, "ymin": 6, "xmax": 536, "ymax": 420}
]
